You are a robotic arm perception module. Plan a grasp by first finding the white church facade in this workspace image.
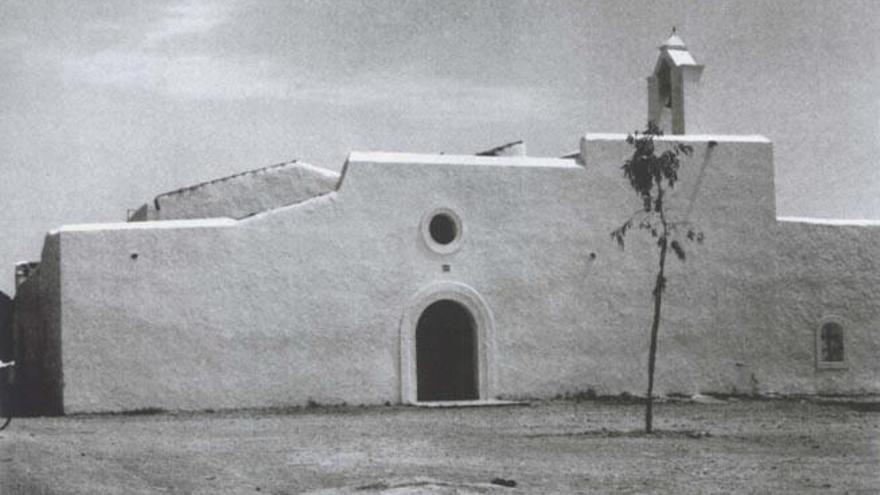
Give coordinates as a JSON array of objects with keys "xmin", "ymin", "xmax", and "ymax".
[{"xmin": 7, "ymin": 36, "xmax": 880, "ymax": 415}]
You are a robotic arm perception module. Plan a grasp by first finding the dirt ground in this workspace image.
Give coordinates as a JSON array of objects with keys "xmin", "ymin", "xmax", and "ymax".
[{"xmin": 0, "ymin": 398, "xmax": 877, "ymax": 494}]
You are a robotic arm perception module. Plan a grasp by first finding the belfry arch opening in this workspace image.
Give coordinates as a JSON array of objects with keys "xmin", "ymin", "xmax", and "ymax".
[
  {"xmin": 415, "ymin": 299, "xmax": 478, "ymax": 401},
  {"xmin": 657, "ymin": 59, "xmax": 672, "ymax": 108}
]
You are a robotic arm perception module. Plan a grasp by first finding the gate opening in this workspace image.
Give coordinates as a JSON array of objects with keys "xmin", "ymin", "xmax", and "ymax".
[{"xmin": 416, "ymin": 299, "xmax": 478, "ymax": 401}]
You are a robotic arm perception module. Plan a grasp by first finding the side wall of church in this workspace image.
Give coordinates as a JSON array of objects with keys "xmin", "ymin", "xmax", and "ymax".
[
  {"xmin": 769, "ymin": 221, "xmax": 880, "ymax": 394},
  {"xmin": 17, "ymin": 136, "xmax": 880, "ymax": 414},
  {"xmin": 11, "ymin": 234, "xmax": 63, "ymax": 415}
]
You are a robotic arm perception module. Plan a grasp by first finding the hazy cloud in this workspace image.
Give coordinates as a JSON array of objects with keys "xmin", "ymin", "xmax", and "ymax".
[
  {"xmin": 63, "ymin": 48, "xmax": 557, "ymax": 120},
  {"xmin": 57, "ymin": 0, "xmax": 558, "ymax": 118},
  {"xmin": 59, "ymin": 0, "xmax": 291, "ymax": 100},
  {"xmin": 0, "ymin": 31, "xmax": 29, "ymax": 51},
  {"xmin": 63, "ymin": 50, "xmax": 290, "ymax": 100},
  {"xmin": 144, "ymin": 0, "xmax": 239, "ymax": 45},
  {"xmin": 298, "ymin": 73, "xmax": 561, "ymax": 123}
]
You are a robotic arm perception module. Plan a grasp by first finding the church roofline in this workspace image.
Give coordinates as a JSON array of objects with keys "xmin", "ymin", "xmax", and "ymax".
[
  {"xmin": 346, "ymin": 151, "xmax": 579, "ymax": 169},
  {"xmin": 583, "ymin": 133, "xmax": 770, "ymax": 144},
  {"xmin": 53, "ymin": 218, "xmax": 237, "ymax": 234},
  {"xmin": 777, "ymin": 216, "xmax": 880, "ymax": 227},
  {"xmin": 155, "ymin": 160, "xmax": 300, "ymax": 203}
]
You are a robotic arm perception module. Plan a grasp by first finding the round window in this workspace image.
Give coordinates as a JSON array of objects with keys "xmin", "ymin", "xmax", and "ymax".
[
  {"xmin": 429, "ymin": 213, "xmax": 457, "ymax": 245},
  {"xmin": 421, "ymin": 208, "xmax": 463, "ymax": 254}
]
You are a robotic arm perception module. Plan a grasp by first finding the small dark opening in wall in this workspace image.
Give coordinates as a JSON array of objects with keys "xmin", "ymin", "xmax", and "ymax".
[
  {"xmin": 130, "ymin": 253, "xmax": 139, "ymax": 260},
  {"xmin": 429, "ymin": 214, "xmax": 457, "ymax": 245},
  {"xmin": 820, "ymin": 322, "xmax": 844, "ymax": 362},
  {"xmin": 658, "ymin": 60, "xmax": 672, "ymax": 108}
]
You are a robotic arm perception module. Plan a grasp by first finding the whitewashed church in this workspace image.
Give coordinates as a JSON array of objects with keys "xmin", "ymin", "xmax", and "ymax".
[{"xmin": 8, "ymin": 35, "xmax": 879, "ymax": 415}]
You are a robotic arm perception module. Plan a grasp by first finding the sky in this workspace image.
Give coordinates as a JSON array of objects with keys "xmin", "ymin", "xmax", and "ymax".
[{"xmin": 1, "ymin": 0, "xmax": 878, "ymax": 294}]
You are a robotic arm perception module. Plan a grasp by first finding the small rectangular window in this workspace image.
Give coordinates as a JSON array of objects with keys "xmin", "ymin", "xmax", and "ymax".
[{"xmin": 817, "ymin": 320, "xmax": 847, "ymax": 370}]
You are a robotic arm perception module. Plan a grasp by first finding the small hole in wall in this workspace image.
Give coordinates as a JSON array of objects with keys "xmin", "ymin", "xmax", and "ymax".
[
  {"xmin": 429, "ymin": 214, "xmax": 457, "ymax": 245},
  {"xmin": 130, "ymin": 253, "xmax": 138, "ymax": 260},
  {"xmin": 442, "ymin": 264, "xmax": 451, "ymax": 273},
  {"xmin": 589, "ymin": 252, "xmax": 597, "ymax": 260}
]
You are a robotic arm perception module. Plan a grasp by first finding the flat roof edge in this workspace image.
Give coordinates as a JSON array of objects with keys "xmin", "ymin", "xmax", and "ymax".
[
  {"xmin": 56, "ymin": 218, "xmax": 237, "ymax": 233},
  {"xmin": 777, "ymin": 216, "xmax": 880, "ymax": 227},
  {"xmin": 584, "ymin": 133, "xmax": 771, "ymax": 144},
  {"xmin": 347, "ymin": 151, "xmax": 580, "ymax": 168}
]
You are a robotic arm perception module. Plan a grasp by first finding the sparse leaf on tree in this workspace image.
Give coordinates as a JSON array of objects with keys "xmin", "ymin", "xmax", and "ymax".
[{"xmin": 671, "ymin": 240, "xmax": 685, "ymax": 260}]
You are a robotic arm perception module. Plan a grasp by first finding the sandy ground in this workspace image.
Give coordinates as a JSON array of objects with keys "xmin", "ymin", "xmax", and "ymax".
[{"xmin": 0, "ymin": 398, "xmax": 877, "ymax": 494}]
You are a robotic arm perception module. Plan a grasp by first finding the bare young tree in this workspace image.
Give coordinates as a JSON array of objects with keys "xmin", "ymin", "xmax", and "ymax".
[{"xmin": 611, "ymin": 122, "xmax": 702, "ymax": 434}]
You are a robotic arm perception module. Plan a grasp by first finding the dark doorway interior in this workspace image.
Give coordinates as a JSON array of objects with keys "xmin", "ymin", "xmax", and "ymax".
[{"xmin": 416, "ymin": 300, "xmax": 478, "ymax": 401}]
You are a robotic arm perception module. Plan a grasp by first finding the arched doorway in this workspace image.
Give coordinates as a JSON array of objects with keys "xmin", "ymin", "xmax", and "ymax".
[{"xmin": 415, "ymin": 300, "xmax": 478, "ymax": 401}]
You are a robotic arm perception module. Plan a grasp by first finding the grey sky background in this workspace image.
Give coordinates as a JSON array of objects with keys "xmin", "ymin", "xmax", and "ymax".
[{"xmin": 1, "ymin": 0, "xmax": 878, "ymax": 294}]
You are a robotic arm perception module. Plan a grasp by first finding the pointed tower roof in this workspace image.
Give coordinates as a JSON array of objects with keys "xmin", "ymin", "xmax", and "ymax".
[
  {"xmin": 660, "ymin": 33, "xmax": 687, "ymax": 50},
  {"xmin": 654, "ymin": 30, "xmax": 700, "ymax": 69}
]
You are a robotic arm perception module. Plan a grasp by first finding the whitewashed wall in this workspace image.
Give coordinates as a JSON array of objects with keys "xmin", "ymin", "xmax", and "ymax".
[{"xmin": 14, "ymin": 136, "xmax": 880, "ymax": 414}]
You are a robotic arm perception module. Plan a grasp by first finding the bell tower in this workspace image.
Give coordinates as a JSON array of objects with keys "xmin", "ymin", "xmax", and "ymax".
[{"xmin": 646, "ymin": 30, "xmax": 704, "ymax": 135}]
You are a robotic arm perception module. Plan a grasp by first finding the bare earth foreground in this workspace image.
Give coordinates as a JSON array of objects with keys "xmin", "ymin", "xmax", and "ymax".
[{"xmin": 0, "ymin": 399, "xmax": 877, "ymax": 494}]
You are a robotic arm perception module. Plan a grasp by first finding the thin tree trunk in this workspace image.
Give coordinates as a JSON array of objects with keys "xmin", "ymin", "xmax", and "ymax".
[
  {"xmin": 646, "ymin": 185, "xmax": 668, "ymax": 434},
  {"xmin": 645, "ymin": 241, "xmax": 666, "ymax": 434}
]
